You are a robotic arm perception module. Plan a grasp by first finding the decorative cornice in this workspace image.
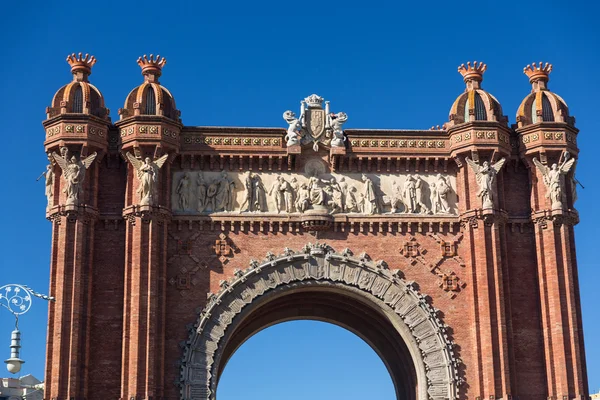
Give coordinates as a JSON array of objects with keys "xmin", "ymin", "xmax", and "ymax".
[
  {"xmin": 123, "ymin": 205, "xmax": 172, "ymax": 225},
  {"xmin": 46, "ymin": 204, "xmax": 99, "ymax": 224}
]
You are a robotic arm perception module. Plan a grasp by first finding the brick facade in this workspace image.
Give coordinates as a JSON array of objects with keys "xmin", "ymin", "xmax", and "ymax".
[{"xmin": 41, "ymin": 55, "xmax": 588, "ymax": 399}]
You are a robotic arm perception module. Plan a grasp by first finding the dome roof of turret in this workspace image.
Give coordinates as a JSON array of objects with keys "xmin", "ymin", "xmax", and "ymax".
[
  {"xmin": 447, "ymin": 61, "xmax": 507, "ymax": 127},
  {"xmin": 46, "ymin": 53, "xmax": 109, "ymax": 120},
  {"xmin": 516, "ymin": 62, "xmax": 574, "ymax": 128},
  {"xmin": 118, "ymin": 54, "xmax": 181, "ymax": 122}
]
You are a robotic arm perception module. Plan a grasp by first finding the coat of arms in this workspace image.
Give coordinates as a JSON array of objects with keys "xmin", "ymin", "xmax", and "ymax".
[{"xmin": 283, "ymin": 94, "xmax": 348, "ymax": 151}]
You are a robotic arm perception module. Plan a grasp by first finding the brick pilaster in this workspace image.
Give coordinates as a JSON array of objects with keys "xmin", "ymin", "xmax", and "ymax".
[
  {"xmin": 121, "ymin": 206, "xmax": 170, "ymax": 399},
  {"xmin": 45, "ymin": 207, "xmax": 97, "ymax": 400}
]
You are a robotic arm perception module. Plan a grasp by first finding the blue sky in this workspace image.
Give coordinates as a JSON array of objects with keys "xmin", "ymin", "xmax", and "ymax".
[{"xmin": 0, "ymin": 0, "xmax": 598, "ymax": 396}]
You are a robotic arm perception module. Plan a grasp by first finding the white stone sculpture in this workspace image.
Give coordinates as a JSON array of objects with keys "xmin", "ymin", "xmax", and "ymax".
[
  {"xmin": 241, "ymin": 173, "xmax": 268, "ymax": 212},
  {"xmin": 197, "ymin": 172, "xmax": 207, "ymax": 212},
  {"xmin": 295, "ymin": 183, "xmax": 311, "ymax": 213},
  {"xmin": 432, "ymin": 174, "xmax": 452, "ymax": 214},
  {"xmin": 570, "ymin": 157, "xmax": 578, "ymax": 206},
  {"xmin": 387, "ymin": 180, "xmax": 405, "ymax": 213},
  {"xmin": 42, "ymin": 164, "xmax": 54, "ymax": 209},
  {"xmin": 345, "ymin": 185, "xmax": 360, "ymax": 213},
  {"xmin": 283, "ymin": 95, "xmax": 348, "ymax": 151},
  {"xmin": 328, "ymin": 112, "xmax": 348, "ymax": 147},
  {"xmin": 430, "ymin": 182, "xmax": 438, "ymax": 214},
  {"xmin": 216, "ymin": 170, "xmax": 236, "ymax": 212},
  {"xmin": 283, "ymin": 110, "xmax": 304, "ymax": 147},
  {"xmin": 52, "ymin": 147, "xmax": 97, "ymax": 206},
  {"xmin": 362, "ymin": 174, "xmax": 380, "ymax": 214},
  {"xmin": 270, "ymin": 176, "xmax": 294, "ymax": 213},
  {"xmin": 465, "ymin": 157, "xmax": 506, "ymax": 209},
  {"xmin": 176, "ymin": 172, "xmax": 191, "ymax": 210},
  {"xmin": 533, "ymin": 153, "xmax": 575, "ymax": 210},
  {"xmin": 402, "ymin": 176, "xmax": 417, "ymax": 213},
  {"xmin": 414, "ymin": 176, "xmax": 431, "ymax": 214},
  {"xmin": 326, "ymin": 177, "xmax": 344, "ymax": 214},
  {"xmin": 125, "ymin": 153, "xmax": 169, "ymax": 206}
]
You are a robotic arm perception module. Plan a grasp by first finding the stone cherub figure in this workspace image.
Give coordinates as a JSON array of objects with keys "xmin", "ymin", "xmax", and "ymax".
[
  {"xmin": 52, "ymin": 147, "xmax": 97, "ymax": 206},
  {"xmin": 533, "ymin": 152, "xmax": 575, "ymax": 210},
  {"xmin": 328, "ymin": 112, "xmax": 348, "ymax": 147},
  {"xmin": 283, "ymin": 110, "xmax": 304, "ymax": 147},
  {"xmin": 125, "ymin": 152, "xmax": 169, "ymax": 206},
  {"xmin": 465, "ymin": 157, "xmax": 506, "ymax": 209}
]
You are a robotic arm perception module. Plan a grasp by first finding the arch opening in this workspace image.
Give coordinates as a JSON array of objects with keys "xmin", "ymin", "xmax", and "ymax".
[
  {"xmin": 216, "ymin": 286, "xmax": 418, "ymax": 400},
  {"xmin": 180, "ymin": 245, "xmax": 460, "ymax": 400},
  {"xmin": 217, "ymin": 320, "xmax": 397, "ymax": 400}
]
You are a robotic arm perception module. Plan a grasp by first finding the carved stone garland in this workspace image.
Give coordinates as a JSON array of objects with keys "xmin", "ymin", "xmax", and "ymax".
[{"xmin": 179, "ymin": 244, "xmax": 462, "ymax": 400}]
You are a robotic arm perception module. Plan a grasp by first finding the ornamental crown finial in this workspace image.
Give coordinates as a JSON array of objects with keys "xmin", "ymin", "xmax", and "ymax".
[
  {"xmin": 457, "ymin": 61, "xmax": 487, "ymax": 82},
  {"xmin": 137, "ymin": 54, "xmax": 167, "ymax": 79},
  {"xmin": 304, "ymin": 94, "xmax": 324, "ymax": 109},
  {"xmin": 66, "ymin": 53, "xmax": 96, "ymax": 78},
  {"xmin": 523, "ymin": 62, "xmax": 552, "ymax": 83}
]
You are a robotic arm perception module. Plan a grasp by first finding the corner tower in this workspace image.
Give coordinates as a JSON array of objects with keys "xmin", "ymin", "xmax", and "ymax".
[
  {"xmin": 42, "ymin": 53, "xmax": 111, "ymax": 399},
  {"xmin": 116, "ymin": 54, "xmax": 182, "ymax": 400},
  {"xmin": 445, "ymin": 61, "xmax": 517, "ymax": 398},
  {"xmin": 516, "ymin": 62, "xmax": 588, "ymax": 399}
]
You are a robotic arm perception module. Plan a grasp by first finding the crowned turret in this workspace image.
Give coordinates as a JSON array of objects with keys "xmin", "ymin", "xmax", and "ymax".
[
  {"xmin": 45, "ymin": 53, "xmax": 109, "ymax": 120},
  {"xmin": 516, "ymin": 62, "xmax": 574, "ymax": 128},
  {"xmin": 118, "ymin": 54, "xmax": 180, "ymax": 122},
  {"xmin": 446, "ymin": 61, "xmax": 506, "ymax": 127}
]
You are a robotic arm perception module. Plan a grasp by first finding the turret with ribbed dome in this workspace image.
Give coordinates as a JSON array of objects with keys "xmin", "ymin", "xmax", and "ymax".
[
  {"xmin": 446, "ymin": 61, "xmax": 507, "ymax": 127},
  {"xmin": 118, "ymin": 54, "xmax": 181, "ymax": 122},
  {"xmin": 46, "ymin": 53, "xmax": 109, "ymax": 120},
  {"xmin": 516, "ymin": 62, "xmax": 574, "ymax": 128}
]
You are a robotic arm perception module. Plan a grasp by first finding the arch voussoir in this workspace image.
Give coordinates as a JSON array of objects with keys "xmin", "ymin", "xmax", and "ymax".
[{"xmin": 180, "ymin": 243, "xmax": 462, "ymax": 400}]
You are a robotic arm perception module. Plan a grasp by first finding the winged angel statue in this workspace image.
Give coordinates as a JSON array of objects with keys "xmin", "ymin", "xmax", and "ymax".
[
  {"xmin": 126, "ymin": 153, "xmax": 169, "ymax": 205},
  {"xmin": 52, "ymin": 147, "xmax": 97, "ymax": 206},
  {"xmin": 465, "ymin": 157, "xmax": 506, "ymax": 209},
  {"xmin": 532, "ymin": 153, "xmax": 575, "ymax": 210}
]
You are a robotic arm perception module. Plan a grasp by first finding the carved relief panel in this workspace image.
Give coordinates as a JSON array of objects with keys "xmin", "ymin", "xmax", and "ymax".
[{"xmin": 171, "ymin": 169, "xmax": 458, "ymax": 216}]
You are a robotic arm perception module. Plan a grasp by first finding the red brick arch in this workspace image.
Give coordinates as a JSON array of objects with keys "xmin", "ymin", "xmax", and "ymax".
[{"xmin": 180, "ymin": 243, "xmax": 461, "ymax": 400}]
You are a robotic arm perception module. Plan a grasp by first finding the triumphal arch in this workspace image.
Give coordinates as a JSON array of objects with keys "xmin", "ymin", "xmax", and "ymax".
[{"xmin": 41, "ymin": 54, "xmax": 589, "ymax": 399}]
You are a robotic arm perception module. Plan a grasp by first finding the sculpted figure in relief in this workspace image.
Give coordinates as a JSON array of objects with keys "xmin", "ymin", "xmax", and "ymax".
[
  {"xmin": 414, "ymin": 176, "xmax": 431, "ymax": 214},
  {"xmin": 125, "ymin": 153, "xmax": 169, "ymax": 206},
  {"xmin": 431, "ymin": 174, "xmax": 452, "ymax": 214},
  {"xmin": 52, "ymin": 147, "xmax": 97, "ymax": 206},
  {"xmin": 241, "ymin": 173, "xmax": 268, "ymax": 212},
  {"xmin": 215, "ymin": 170, "xmax": 236, "ymax": 212},
  {"xmin": 402, "ymin": 176, "xmax": 417, "ymax": 213},
  {"xmin": 533, "ymin": 153, "xmax": 575, "ymax": 210},
  {"xmin": 308, "ymin": 176, "xmax": 327, "ymax": 206},
  {"xmin": 345, "ymin": 185, "xmax": 360, "ymax": 213},
  {"xmin": 295, "ymin": 183, "xmax": 311, "ymax": 213},
  {"xmin": 338, "ymin": 177, "xmax": 348, "ymax": 212},
  {"xmin": 387, "ymin": 180, "xmax": 405, "ymax": 213},
  {"xmin": 283, "ymin": 110, "xmax": 304, "ymax": 147},
  {"xmin": 270, "ymin": 176, "xmax": 294, "ymax": 213},
  {"xmin": 206, "ymin": 178, "xmax": 219, "ymax": 211},
  {"xmin": 252, "ymin": 174, "xmax": 268, "ymax": 212},
  {"xmin": 362, "ymin": 174, "xmax": 381, "ymax": 214},
  {"xmin": 176, "ymin": 172, "xmax": 191, "ymax": 210},
  {"xmin": 196, "ymin": 172, "xmax": 207, "ymax": 212},
  {"xmin": 328, "ymin": 112, "xmax": 348, "ymax": 147},
  {"xmin": 465, "ymin": 157, "xmax": 506, "ymax": 209},
  {"xmin": 325, "ymin": 177, "xmax": 344, "ymax": 214}
]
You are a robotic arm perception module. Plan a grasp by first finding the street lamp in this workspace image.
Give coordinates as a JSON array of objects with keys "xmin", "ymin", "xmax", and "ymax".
[{"xmin": 0, "ymin": 284, "xmax": 54, "ymax": 374}]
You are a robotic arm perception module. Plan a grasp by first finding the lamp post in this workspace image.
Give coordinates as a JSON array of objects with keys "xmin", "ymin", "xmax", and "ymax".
[{"xmin": 0, "ymin": 284, "xmax": 54, "ymax": 374}]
